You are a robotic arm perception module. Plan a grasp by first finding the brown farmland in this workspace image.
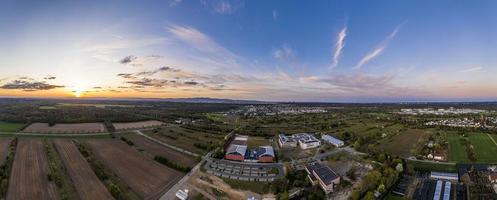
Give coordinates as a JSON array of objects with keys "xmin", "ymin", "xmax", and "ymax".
[
  {"xmin": 0, "ymin": 138, "xmax": 11, "ymax": 164},
  {"xmin": 7, "ymin": 139, "xmax": 59, "ymax": 200},
  {"xmin": 23, "ymin": 123, "xmax": 106, "ymax": 133},
  {"xmin": 84, "ymin": 139, "xmax": 183, "ymax": 199},
  {"xmin": 112, "ymin": 120, "xmax": 163, "ymax": 130},
  {"xmin": 127, "ymin": 134, "xmax": 197, "ymax": 167},
  {"xmin": 54, "ymin": 140, "xmax": 114, "ymax": 200}
]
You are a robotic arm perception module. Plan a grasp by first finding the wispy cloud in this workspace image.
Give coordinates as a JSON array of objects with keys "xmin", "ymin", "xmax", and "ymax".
[
  {"xmin": 273, "ymin": 44, "xmax": 295, "ymax": 60},
  {"xmin": 354, "ymin": 23, "xmax": 404, "ymax": 69},
  {"xmin": 169, "ymin": 0, "xmax": 183, "ymax": 7},
  {"xmin": 459, "ymin": 66, "xmax": 483, "ymax": 73},
  {"xmin": 272, "ymin": 10, "xmax": 279, "ymax": 21},
  {"xmin": 0, "ymin": 79, "xmax": 64, "ymax": 91},
  {"xmin": 331, "ymin": 26, "xmax": 347, "ymax": 68},
  {"xmin": 215, "ymin": 1, "xmax": 232, "ymax": 14}
]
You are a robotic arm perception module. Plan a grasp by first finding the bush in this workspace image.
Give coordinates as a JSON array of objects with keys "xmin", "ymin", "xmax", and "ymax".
[{"xmin": 154, "ymin": 156, "xmax": 191, "ymax": 173}]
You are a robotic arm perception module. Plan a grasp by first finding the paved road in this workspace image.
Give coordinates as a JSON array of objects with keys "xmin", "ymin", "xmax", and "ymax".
[
  {"xmin": 134, "ymin": 130, "xmax": 200, "ymax": 157},
  {"xmin": 203, "ymin": 157, "xmax": 285, "ymax": 181}
]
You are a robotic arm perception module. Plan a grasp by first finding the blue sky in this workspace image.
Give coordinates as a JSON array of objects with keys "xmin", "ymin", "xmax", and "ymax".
[{"xmin": 1, "ymin": 0, "xmax": 497, "ymax": 102}]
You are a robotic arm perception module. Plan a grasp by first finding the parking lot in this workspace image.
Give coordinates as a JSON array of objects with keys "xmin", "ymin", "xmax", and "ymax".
[{"xmin": 204, "ymin": 159, "xmax": 284, "ymax": 182}]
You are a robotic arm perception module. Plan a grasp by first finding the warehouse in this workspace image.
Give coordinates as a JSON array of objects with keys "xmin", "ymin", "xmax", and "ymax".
[{"xmin": 321, "ymin": 134, "xmax": 344, "ymax": 147}]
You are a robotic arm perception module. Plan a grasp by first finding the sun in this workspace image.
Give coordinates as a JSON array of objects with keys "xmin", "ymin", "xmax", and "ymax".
[{"xmin": 73, "ymin": 90, "xmax": 83, "ymax": 98}]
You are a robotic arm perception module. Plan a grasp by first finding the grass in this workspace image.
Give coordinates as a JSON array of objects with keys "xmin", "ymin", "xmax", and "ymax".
[
  {"xmin": 467, "ymin": 133, "xmax": 497, "ymax": 163},
  {"xmin": 407, "ymin": 159, "xmax": 457, "ymax": 172},
  {"xmin": 44, "ymin": 140, "xmax": 79, "ymax": 200},
  {"xmin": 385, "ymin": 192, "xmax": 410, "ymax": 200},
  {"xmin": 221, "ymin": 178, "xmax": 272, "ymax": 194},
  {"xmin": 447, "ymin": 133, "xmax": 469, "ymax": 163},
  {"xmin": 246, "ymin": 137, "xmax": 272, "ymax": 148},
  {"xmin": 379, "ymin": 129, "xmax": 429, "ymax": 157},
  {"xmin": 0, "ymin": 122, "xmax": 25, "ymax": 132}
]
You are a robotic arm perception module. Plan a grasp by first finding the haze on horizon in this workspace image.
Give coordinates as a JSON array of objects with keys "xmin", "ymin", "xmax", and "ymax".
[{"xmin": 1, "ymin": 0, "xmax": 497, "ymax": 102}]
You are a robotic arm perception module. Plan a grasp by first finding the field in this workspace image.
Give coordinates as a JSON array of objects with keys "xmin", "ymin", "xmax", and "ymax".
[
  {"xmin": 53, "ymin": 140, "xmax": 113, "ymax": 200},
  {"xmin": 0, "ymin": 138, "xmax": 11, "ymax": 164},
  {"xmin": 406, "ymin": 159, "xmax": 457, "ymax": 172},
  {"xmin": 84, "ymin": 139, "xmax": 183, "ymax": 199},
  {"xmin": 246, "ymin": 137, "xmax": 272, "ymax": 148},
  {"xmin": 0, "ymin": 122, "xmax": 25, "ymax": 132},
  {"xmin": 468, "ymin": 133, "xmax": 497, "ymax": 163},
  {"xmin": 113, "ymin": 120, "xmax": 163, "ymax": 130},
  {"xmin": 7, "ymin": 139, "xmax": 59, "ymax": 200},
  {"xmin": 145, "ymin": 125, "xmax": 225, "ymax": 154},
  {"xmin": 379, "ymin": 129, "xmax": 430, "ymax": 157},
  {"xmin": 125, "ymin": 134, "xmax": 198, "ymax": 167},
  {"xmin": 23, "ymin": 122, "xmax": 106, "ymax": 133},
  {"xmin": 447, "ymin": 133, "xmax": 469, "ymax": 162}
]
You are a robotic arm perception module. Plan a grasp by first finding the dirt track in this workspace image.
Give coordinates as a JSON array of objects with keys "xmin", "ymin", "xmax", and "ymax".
[
  {"xmin": 54, "ymin": 140, "xmax": 114, "ymax": 200},
  {"xmin": 127, "ymin": 134, "xmax": 197, "ymax": 167},
  {"xmin": 84, "ymin": 139, "xmax": 183, "ymax": 199},
  {"xmin": 7, "ymin": 139, "xmax": 59, "ymax": 200}
]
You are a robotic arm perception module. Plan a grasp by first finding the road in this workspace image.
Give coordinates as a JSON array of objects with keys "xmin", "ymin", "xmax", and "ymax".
[
  {"xmin": 134, "ymin": 130, "xmax": 200, "ymax": 157},
  {"xmin": 159, "ymin": 151, "xmax": 212, "ymax": 200}
]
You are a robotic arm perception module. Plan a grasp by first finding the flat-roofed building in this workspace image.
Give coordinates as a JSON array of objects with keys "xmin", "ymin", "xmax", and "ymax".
[
  {"xmin": 278, "ymin": 134, "xmax": 297, "ymax": 148},
  {"xmin": 305, "ymin": 163, "xmax": 340, "ymax": 194},
  {"xmin": 430, "ymin": 171, "xmax": 459, "ymax": 182},
  {"xmin": 322, "ymin": 134, "xmax": 344, "ymax": 147}
]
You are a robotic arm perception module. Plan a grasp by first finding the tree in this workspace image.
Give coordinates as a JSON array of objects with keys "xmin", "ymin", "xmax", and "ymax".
[{"xmin": 363, "ymin": 191, "xmax": 375, "ymax": 200}]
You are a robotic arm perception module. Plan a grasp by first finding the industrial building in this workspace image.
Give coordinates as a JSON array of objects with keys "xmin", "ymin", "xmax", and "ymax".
[
  {"xmin": 321, "ymin": 134, "xmax": 344, "ymax": 147},
  {"xmin": 278, "ymin": 134, "xmax": 298, "ymax": 148},
  {"xmin": 305, "ymin": 162, "xmax": 340, "ymax": 194},
  {"xmin": 430, "ymin": 171, "xmax": 459, "ymax": 182}
]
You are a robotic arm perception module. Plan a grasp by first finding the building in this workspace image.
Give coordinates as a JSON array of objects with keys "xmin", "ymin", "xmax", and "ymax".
[
  {"xmin": 489, "ymin": 172, "xmax": 497, "ymax": 183},
  {"xmin": 256, "ymin": 146, "xmax": 275, "ymax": 163},
  {"xmin": 430, "ymin": 171, "xmax": 459, "ymax": 182},
  {"xmin": 279, "ymin": 133, "xmax": 321, "ymax": 149},
  {"xmin": 278, "ymin": 134, "xmax": 297, "ymax": 148},
  {"xmin": 321, "ymin": 134, "xmax": 344, "ymax": 147},
  {"xmin": 225, "ymin": 144, "xmax": 247, "ymax": 162},
  {"xmin": 175, "ymin": 189, "xmax": 189, "ymax": 200},
  {"xmin": 305, "ymin": 163, "xmax": 340, "ymax": 194},
  {"xmin": 296, "ymin": 134, "xmax": 321, "ymax": 149}
]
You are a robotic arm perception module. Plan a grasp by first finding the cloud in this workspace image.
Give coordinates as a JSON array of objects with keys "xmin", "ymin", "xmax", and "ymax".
[
  {"xmin": 135, "ymin": 66, "xmax": 180, "ymax": 76},
  {"xmin": 44, "ymin": 75, "xmax": 56, "ymax": 80},
  {"xmin": 167, "ymin": 24, "xmax": 241, "ymax": 69},
  {"xmin": 272, "ymin": 10, "xmax": 278, "ymax": 21},
  {"xmin": 459, "ymin": 66, "xmax": 483, "ymax": 73},
  {"xmin": 354, "ymin": 23, "xmax": 404, "ymax": 69},
  {"xmin": 273, "ymin": 44, "xmax": 295, "ymax": 60},
  {"xmin": 0, "ymin": 80, "xmax": 64, "ymax": 91},
  {"xmin": 215, "ymin": 1, "xmax": 232, "ymax": 14},
  {"xmin": 169, "ymin": 0, "xmax": 183, "ymax": 7},
  {"xmin": 119, "ymin": 55, "xmax": 138, "ymax": 64},
  {"xmin": 331, "ymin": 26, "xmax": 347, "ymax": 68}
]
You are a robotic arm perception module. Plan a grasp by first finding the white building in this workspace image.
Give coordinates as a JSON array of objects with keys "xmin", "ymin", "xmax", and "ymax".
[
  {"xmin": 279, "ymin": 133, "xmax": 321, "ymax": 149},
  {"xmin": 322, "ymin": 135, "xmax": 344, "ymax": 147},
  {"xmin": 278, "ymin": 134, "xmax": 298, "ymax": 148}
]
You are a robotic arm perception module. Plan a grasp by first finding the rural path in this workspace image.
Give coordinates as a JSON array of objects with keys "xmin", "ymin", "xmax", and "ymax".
[
  {"xmin": 4, "ymin": 132, "xmax": 111, "ymax": 137},
  {"xmin": 134, "ymin": 130, "xmax": 200, "ymax": 157},
  {"xmin": 159, "ymin": 151, "xmax": 212, "ymax": 200},
  {"xmin": 487, "ymin": 133, "xmax": 497, "ymax": 147}
]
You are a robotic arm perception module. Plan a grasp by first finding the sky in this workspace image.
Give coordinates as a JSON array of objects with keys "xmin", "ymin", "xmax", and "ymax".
[{"xmin": 1, "ymin": 0, "xmax": 497, "ymax": 102}]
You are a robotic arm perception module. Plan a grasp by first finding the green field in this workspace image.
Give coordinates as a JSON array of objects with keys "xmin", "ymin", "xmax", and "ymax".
[
  {"xmin": 407, "ymin": 159, "xmax": 457, "ymax": 172},
  {"xmin": 468, "ymin": 133, "xmax": 497, "ymax": 163},
  {"xmin": 447, "ymin": 132, "xmax": 497, "ymax": 163},
  {"xmin": 379, "ymin": 129, "xmax": 429, "ymax": 157},
  {"xmin": 0, "ymin": 122, "xmax": 25, "ymax": 132},
  {"xmin": 246, "ymin": 137, "xmax": 272, "ymax": 148},
  {"xmin": 447, "ymin": 133, "xmax": 469, "ymax": 163}
]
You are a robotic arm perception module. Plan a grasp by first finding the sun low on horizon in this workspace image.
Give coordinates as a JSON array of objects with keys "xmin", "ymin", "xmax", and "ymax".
[{"xmin": 1, "ymin": 0, "xmax": 497, "ymax": 102}]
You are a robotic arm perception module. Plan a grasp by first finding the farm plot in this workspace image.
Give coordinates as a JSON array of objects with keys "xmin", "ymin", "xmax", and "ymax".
[
  {"xmin": 54, "ymin": 140, "xmax": 113, "ymax": 200},
  {"xmin": 113, "ymin": 120, "xmax": 163, "ymax": 130},
  {"xmin": 379, "ymin": 129, "xmax": 429, "ymax": 158},
  {"xmin": 468, "ymin": 133, "xmax": 497, "ymax": 163},
  {"xmin": 23, "ymin": 122, "xmax": 105, "ymax": 133},
  {"xmin": 7, "ymin": 139, "xmax": 58, "ymax": 200},
  {"xmin": 126, "ymin": 134, "xmax": 197, "ymax": 167},
  {"xmin": 84, "ymin": 139, "xmax": 183, "ymax": 199},
  {"xmin": 0, "ymin": 138, "xmax": 11, "ymax": 164},
  {"xmin": 145, "ymin": 125, "xmax": 225, "ymax": 154}
]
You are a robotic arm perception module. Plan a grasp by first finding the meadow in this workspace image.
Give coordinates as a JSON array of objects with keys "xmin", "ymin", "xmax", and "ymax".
[
  {"xmin": 0, "ymin": 122, "xmax": 25, "ymax": 132},
  {"xmin": 447, "ymin": 132, "xmax": 497, "ymax": 163}
]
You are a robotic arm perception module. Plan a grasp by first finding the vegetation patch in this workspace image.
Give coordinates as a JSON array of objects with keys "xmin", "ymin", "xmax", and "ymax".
[
  {"xmin": 153, "ymin": 155, "xmax": 191, "ymax": 173},
  {"xmin": 44, "ymin": 140, "xmax": 79, "ymax": 200},
  {"xmin": 0, "ymin": 138, "xmax": 16, "ymax": 198},
  {"xmin": 0, "ymin": 122, "xmax": 25, "ymax": 132}
]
